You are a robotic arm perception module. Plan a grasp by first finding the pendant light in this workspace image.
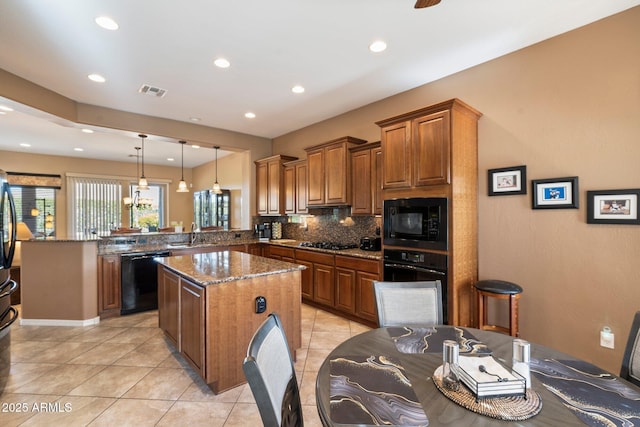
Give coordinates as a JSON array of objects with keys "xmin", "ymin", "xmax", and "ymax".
[
  {"xmin": 177, "ymin": 140, "xmax": 189, "ymax": 193},
  {"xmin": 212, "ymin": 145, "xmax": 222, "ymax": 194},
  {"xmin": 137, "ymin": 134, "xmax": 149, "ymax": 190}
]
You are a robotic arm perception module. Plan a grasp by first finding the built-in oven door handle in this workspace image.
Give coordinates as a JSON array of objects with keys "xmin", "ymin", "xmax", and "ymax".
[{"xmin": 384, "ymin": 263, "xmax": 446, "ymax": 276}]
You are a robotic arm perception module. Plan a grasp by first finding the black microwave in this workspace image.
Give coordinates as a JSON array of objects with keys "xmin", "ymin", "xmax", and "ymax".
[{"xmin": 383, "ymin": 197, "xmax": 448, "ymax": 251}]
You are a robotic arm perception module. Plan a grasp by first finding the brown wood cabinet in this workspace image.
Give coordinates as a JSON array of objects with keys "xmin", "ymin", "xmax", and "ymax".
[
  {"xmin": 265, "ymin": 246, "xmax": 382, "ymax": 326},
  {"xmin": 335, "ymin": 255, "xmax": 380, "ymax": 323},
  {"xmin": 180, "ymin": 278, "xmax": 206, "ymax": 376},
  {"xmin": 97, "ymin": 254, "xmax": 121, "ymax": 318},
  {"xmin": 158, "ymin": 266, "xmax": 180, "ymax": 346},
  {"xmin": 284, "ymin": 159, "xmax": 308, "ymax": 214},
  {"xmin": 305, "ymin": 136, "xmax": 367, "ymax": 207},
  {"xmin": 350, "ymin": 141, "xmax": 382, "ymax": 215},
  {"xmin": 255, "ymin": 154, "xmax": 297, "ymax": 215},
  {"xmin": 376, "ymin": 99, "xmax": 482, "ymax": 327}
]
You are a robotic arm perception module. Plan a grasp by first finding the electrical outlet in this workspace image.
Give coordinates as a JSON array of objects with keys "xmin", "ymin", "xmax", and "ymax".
[{"xmin": 600, "ymin": 328, "xmax": 614, "ymax": 349}]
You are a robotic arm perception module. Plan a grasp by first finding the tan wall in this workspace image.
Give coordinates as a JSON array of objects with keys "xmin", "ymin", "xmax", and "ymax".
[{"xmin": 273, "ymin": 7, "xmax": 640, "ymax": 373}]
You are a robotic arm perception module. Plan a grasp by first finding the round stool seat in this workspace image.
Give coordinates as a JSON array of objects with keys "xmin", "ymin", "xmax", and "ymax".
[{"xmin": 475, "ymin": 279, "xmax": 523, "ymax": 295}]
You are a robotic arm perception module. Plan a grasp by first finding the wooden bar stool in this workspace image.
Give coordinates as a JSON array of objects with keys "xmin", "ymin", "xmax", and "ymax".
[{"xmin": 475, "ymin": 279, "xmax": 523, "ymax": 337}]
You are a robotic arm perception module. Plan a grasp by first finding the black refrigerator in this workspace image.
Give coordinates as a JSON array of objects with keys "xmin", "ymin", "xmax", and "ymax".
[{"xmin": 0, "ymin": 169, "xmax": 19, "ymax": 394}]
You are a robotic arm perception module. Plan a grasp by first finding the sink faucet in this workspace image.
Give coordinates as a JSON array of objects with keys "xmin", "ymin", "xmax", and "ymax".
[{"xmin": 190, "ymin": 222, "xmax": 197, "ymax": 245}]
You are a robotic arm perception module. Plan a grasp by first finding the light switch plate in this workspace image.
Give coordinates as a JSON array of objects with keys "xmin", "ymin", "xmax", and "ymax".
[{"xmin": 600, "ymin": 330, "xmax": 614, "ymax": 349}]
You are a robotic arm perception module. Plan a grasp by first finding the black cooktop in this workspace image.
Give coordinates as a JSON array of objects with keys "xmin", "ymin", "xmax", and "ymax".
[{"xmin": 298, "ymin": 241, "xmax": 358, "ymax": 251}]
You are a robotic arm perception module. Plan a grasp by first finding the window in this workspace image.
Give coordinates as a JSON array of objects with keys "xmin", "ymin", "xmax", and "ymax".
[
  {"xmin": 127, "ymin": 183, "xmax": 166, "ymax": 231},
  {"xmin": 9, "ymin": 186, "xmax": 56, "ymax": 238},
  {"xmin": 67, "ymin": 176, "xmax": 122, "ymax": 238}
]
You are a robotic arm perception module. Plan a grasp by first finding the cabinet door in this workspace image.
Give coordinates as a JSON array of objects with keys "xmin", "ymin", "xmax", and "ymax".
[
  {"xmin": 413, "ymin": 110, "xmax": 451, "ymax": 186},
  {"xmin": 295, "ymin": 162, "xmax": 308, "ymax": 214},
  {"xmin": 297, "ymin": 259, "xmax": 314, "ymax": 300},
  {"xmin": 381, "ymin": 121, "xmax": 412, "ymax": 189},
  {"xmin": 284, "ymin": 165, "xmax": 296, "ymax": 214},
  {"xmin": 181, "ymin": 279, "xmax": 205, "ymax": 376},
  {"xmin": 372, "ymin": 146, "xmax": 383, "ymax": 215},
  {"xmin": 313, "ymin": 263, "xmax": 335, "ymax": 306},
  {"xmin": 247, "ymin": 244, "xmax": 264, "ymax": 257},
  {"xmin": 158, "ymin": 267, "xmax": 180, "ymax": 346},
  {"xmin": 256, "ymin": 161, "xmax": 269, "ymax": 215},
  {"xmin": 356, "ymin": 271, "xmax": 380, "ymax": 323},
  {"xmin": 267, "ymin": 159, "xmax": 282, "ymax": 214},
  {"xmin": 325, "ymin": 143, "xmax": 348, "ymax": 205},
  {"xmin": 350, "ymin": 149, "xmax": 372, "ymax": 215},
  {"xmin": 335, "ymin": 267, "xmax": 356, "ymax": 314},
  {"xmin": 306, "ymin": 148, "xmax": 325, "ymax": 205},
  {"xmin": 98, "ymin": 255, "xmax": 121, "ymax": 315}
]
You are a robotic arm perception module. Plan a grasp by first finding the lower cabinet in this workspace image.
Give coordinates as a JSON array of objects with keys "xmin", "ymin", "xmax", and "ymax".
[
  {"xmin": 97, "ymin": 254, "xmax": 121, "ymax": 318},
  {"xmin": 158, "ymin": 266, "xmax": 180, "ymax": 346},
  {"xmin": 180, "ymin": 279, "xmax": 206, "ymax": 376},
  {"xmin": 267, "ymin": 246, "xmax": 381, "ymax": 326}
]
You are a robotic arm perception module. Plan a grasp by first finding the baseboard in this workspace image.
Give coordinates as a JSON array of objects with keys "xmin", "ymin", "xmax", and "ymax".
[{"xmin": 19, "ymin": 316, "xmax": 101, "ymax": 327}]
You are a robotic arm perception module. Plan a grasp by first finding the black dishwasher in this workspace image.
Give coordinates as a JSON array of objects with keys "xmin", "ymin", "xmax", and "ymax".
[{"xmin": 120, "ymin": 251, "xmax": 170, "ymax": 315}]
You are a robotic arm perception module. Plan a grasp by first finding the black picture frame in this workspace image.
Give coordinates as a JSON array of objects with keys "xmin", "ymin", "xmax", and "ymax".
[
  {"xmin": 586, "ymin": 189, "xmax": 640, "ymax": 225},
  {"xmin": 532, "ymin": 176, "xmax": 579, "ymax": 209},
  {"xmin": 488, "ymin": 165, "xmax": 527, "ymax": 196}
]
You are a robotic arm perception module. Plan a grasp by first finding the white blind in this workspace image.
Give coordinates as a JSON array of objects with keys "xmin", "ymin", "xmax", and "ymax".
[{"xmin": 67, "ymin": 176, "xmax": 122, "ymax": 238}]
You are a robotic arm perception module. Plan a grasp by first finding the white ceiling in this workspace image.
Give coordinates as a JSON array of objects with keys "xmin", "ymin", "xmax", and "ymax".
[{"xmin": 0, "ymin": 0, "xmax": 638, "ymax": 167}]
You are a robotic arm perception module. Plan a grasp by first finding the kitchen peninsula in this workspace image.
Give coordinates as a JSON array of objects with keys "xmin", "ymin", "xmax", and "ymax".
[{"xmin": 156, "ymin": 250, "xmax": 304, "ymax": 394}]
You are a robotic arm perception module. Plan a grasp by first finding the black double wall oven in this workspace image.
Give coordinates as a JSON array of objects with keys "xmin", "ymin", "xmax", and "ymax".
[{"xmin": 382, "ymin": 197, "xmax": 449, "ymax": 323}]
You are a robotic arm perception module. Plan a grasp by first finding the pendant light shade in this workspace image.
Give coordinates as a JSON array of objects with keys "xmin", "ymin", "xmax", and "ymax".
[
  {"xmin": 177, "ymin": 140, "xmax": 189, "ymax": 193},
  {"xmin": 212, "ymin": 145, "xmax": 222, "ymax": 194},
  {"xmin": 137, "ymin": 134, "xmax": 149, "ymax": 190}
]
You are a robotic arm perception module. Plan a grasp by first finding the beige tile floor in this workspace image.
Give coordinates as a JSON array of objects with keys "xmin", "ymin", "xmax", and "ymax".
[{"xmin": 0, "ymin": 304, "xmax": 371, "ymax": 426}]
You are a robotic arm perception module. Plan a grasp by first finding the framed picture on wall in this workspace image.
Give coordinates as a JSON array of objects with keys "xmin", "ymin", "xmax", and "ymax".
[
  {"xmin": 488, "ymin": 165, "xmax": 527, "ymax": 196},
  {"xmin": 532, "ymin": 176, "xmax": 579, "ymax": 209},
  {"xmin": 587, "ymin": 189, "xmax": 640, "ymax": 224}
]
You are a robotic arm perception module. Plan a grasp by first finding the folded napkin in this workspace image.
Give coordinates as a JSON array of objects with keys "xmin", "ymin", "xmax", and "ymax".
[{"xmin": 330, "ymin": 355, "xmax": 428, "ymax": 426}]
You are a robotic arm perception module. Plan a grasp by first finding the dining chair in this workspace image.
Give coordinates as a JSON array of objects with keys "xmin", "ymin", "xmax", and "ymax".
[
  {"xmin": 243, "ymin": 312, "xmax": 303, "ymax": 427},
  {"xmin": 373, "ymin": 280, "xmax": 443, "ymax": 327},
  {"xmin": 620, "ymin": 310, "xmax": 640, "ymax": 386}
]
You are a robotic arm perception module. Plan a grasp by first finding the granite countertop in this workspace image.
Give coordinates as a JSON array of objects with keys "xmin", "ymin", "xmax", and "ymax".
[
  {"xmin": 267, "ymin": 239, "xmax": 382, "ymax": 260},
  {"xmin": 156, "ymin": 251, "xmax": 306, "ymax": 286}
]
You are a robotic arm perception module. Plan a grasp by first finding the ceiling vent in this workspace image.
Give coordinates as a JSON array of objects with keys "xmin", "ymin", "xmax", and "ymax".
[{"xmin": 138, "ymin": 84, "xmax": 167, "ymax": 98}]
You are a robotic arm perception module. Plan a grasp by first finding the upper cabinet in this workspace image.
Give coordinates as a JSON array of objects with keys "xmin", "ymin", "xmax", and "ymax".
[
  {"xmin": 376, "ymin": 99, "xmax": 481, "ymax": 191},
  {"xmin": 305, "ymin": 136, "xmax": 367, "ymax": 207},
  {"xmin": 255, "ymin": 154, "xmax": 298, "ymax": 216},
  {"xmin": 350, "ymin": 141, "xmax": 382, "ymax": 215},
  {"xmin": 284, "ymin": 159, "xmax": 308, "ymax": 215}
]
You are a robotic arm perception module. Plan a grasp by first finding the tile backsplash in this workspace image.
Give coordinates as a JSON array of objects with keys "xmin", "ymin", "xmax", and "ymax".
[{"xmin": 256, "ymin": 209, "xmax": 381, "ymax": 244}]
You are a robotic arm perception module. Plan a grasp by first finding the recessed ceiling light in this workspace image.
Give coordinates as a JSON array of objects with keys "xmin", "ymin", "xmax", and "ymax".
[
  {"xmin": 292, "ymin": 85, "xmax": 305, "ymax": 94},
  {"xmin": 167, "ymin": 158, "xmax": 175, "ymax": 162},
  {"xmin": 81, "ymin": 128, "xmax": 94, "ymax": 134},
  {"xmin": 88, "ymin": 74, "xmax": 106, "ymax": 83},
  {"xmin": 214, "ymin": 58, "xmax": 230, "ymax": 69},
  {"xmin": 245, "ymin": 112, "xmax": 256, "ymax": 119},
  {"xmin": 191, "ymin": 145, "xmax": 200, "ymax": 149},
  {"xmin": 95, "ymin": 16, "xmax": 119, "ymax": 30},
  {"xmin": 369, "ymin": 40, "xmax": 387, "ymax": 53},
  {"xmin": 74, "ymin": 148, "xmax": 84, "ymax": 152},
  {"xmin": 0, "ymin": 105, "xmax": 14, "ymax": 112},
  {"xmin": 20, "ymin": 143, "xmax": 31, "ymax": 147},
  {"xmin": 189, "ymin": 117, "xmax": 201, "ymax": 122}
]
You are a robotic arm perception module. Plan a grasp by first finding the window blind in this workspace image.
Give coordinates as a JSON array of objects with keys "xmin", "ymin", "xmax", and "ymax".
[{"xmin": 67, "ymin": 175, "xmax": 122, "ymax": 238}]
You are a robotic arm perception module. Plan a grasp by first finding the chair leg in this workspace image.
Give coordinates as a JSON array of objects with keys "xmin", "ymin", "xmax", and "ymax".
[{"xmin": 477, "ymin": 292, "xmax": 485, "ymax": 329}]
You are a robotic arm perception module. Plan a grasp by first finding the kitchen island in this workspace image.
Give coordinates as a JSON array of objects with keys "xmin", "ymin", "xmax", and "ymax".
[{"xmin": 156, "ymin": 250, "xmax": 304, "ymax": 394}]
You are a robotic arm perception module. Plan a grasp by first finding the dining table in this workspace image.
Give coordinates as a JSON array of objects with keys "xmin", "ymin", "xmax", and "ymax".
[{"xmin": 315, "ymin": 325, "xmax": 640, "ymax": 426}]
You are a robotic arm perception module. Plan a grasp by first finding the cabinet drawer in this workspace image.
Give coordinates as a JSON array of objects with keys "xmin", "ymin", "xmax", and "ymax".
[
  {"xmin": 295, "ymin": 249, "xmax": 334, "ymax": 265},
  {"xmin": 335, "ymin": 255, "xmax": 380, "ymax": 274},
  {"xmin": 269, "ymin": 245, "xmax": 295, "ymax": 259}
]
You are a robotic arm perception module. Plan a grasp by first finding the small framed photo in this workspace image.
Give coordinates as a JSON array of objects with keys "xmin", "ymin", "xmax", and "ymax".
[
  {"xmin": 532, "ymin": 176, "xmax": 579, "ymax": 209},
  {"xmin": 587, "ymin": 189, "xmax": 640, "ymax": 225},
  {"xmin": 488, "ymin": 165, "xmax": 526, "ymax": 196}
]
